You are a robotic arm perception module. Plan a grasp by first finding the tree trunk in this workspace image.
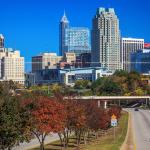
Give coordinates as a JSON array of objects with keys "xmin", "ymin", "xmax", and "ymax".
[
  {"xmin": 40, "ymin": 142, "xmax": 45, "ymax": 150},
  {"xmin": 83, "ymin": 132, "xmax": 87, "ymax": 145},
  {"xmin": 58, "ymin": 133, "xmax": 63, "ymax": 146}
]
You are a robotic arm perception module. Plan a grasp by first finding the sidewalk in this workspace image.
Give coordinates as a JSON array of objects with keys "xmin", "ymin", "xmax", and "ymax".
[{"xmin": 12, "ymin": 133, "xmax": 59, "ymax": 150}]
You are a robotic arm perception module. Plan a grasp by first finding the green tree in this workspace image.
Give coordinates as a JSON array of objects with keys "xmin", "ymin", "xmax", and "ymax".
[
  {"xmin": 0, "ymin": 96, "xmax": 30, "ymax": 150},
  {"xmin": 127, "ymin": 71, "xmax": 141, "ymax": 92},
  {"xmin": 92, "ymin": 77, "xmax": 122, "ymax": 96},
  {"xmin": 74, "ymin": 80, "xmax": 91, "ymax": 89},
  {"xmin": 113, "ymin": 70, "xmax": 128, "ymax": 77}
]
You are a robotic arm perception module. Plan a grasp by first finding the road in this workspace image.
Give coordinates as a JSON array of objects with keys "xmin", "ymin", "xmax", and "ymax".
[
  {"xmin": 12, "ymin": 133, "xmax": 59, "ymax": 150},
  {"xmin": 129, "ymin": 109, "xmax": 150, "ymax": 150}
]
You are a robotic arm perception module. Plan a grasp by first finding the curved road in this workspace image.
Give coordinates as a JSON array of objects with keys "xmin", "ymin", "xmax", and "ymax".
[
  {"xmin": 129, "ymin": 109, "xmax": 150, "ymax": 150},
  {"xmin": 12, "ymin": 134, "xmax": 59, "ymax": 150}
]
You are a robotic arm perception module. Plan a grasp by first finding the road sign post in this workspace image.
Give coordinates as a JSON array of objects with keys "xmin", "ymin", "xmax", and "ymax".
[{"xmin": 111, "ymin": 114, "xmax": 117, "ymax": 143}]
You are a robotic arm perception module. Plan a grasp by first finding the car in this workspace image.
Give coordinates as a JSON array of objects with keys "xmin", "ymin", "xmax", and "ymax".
[{"xmin": 134, "ymin": 108, "xmax": 139, "ymax": 111}]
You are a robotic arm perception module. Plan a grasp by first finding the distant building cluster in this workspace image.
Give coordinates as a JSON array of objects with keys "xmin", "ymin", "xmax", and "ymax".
[
  {"xmin": 1, "ymin": 7, "xmax": 150, "ymax": 87},
  {"xmin": 0, "ymin": 35, "xmax": 24, "ymax": 85}
]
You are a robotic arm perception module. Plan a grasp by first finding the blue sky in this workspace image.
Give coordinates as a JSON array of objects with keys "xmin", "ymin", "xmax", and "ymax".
[{"xmin": 0, "ymin": 0, "xmax": 150, "ymax": 71}]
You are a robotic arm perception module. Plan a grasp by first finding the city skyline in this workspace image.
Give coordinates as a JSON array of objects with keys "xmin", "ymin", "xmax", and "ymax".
[{"xmin": 0, "ymin": 0, "xmax": 150, "ymax": 71}]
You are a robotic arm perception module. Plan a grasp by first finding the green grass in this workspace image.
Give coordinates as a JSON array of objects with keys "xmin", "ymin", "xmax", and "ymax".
[
  {"xmin": 81, "ymin": 111, "xmax": 128, "ymax": 150},
  {"xmin": 30, "ymin": 111, "xmax": 128, "ymax": 150}
]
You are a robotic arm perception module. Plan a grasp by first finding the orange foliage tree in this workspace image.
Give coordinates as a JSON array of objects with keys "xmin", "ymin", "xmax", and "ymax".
[{"xmin": 22, "ymin": 96, "xmax": 66, "ymax": 150}]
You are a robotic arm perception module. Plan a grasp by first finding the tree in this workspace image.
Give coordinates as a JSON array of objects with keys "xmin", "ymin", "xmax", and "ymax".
[
  {"xmin": 108, "ymin": 106, "xmax": 122, "ymax": 119},
  {"xmin": 92, "ymin": 77, "xmax": 122, "ymax": 96},
  {"xmin": 57, "ymin": 98, "xmax": 87, "ymax": 148},
  {"xmin": 74, "ymin": 80, "xmax": 91, "ymax": 89},
  {"xmin": 0, "ymin": 96, "xmax": 30, "ymax": 150},
  {"xmin": 22, "ymin": 96, "xmax": 65, "ymax": 150},
  {"xmin": 127, "ymin": 71, "xmax": 141, "ymax": 92},
  {"xmin": 113, "ymin": 70, "xmax": 128, "ymax": 77},
  {"xmin": 83, "ymin": 101, "xmax": 110, "ymax": 141}
]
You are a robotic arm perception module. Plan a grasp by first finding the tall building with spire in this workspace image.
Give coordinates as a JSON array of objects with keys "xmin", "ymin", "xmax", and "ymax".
[
  {"xmin": 91, "ymin": 8, "xmax": 122, "ymax": 71},
  {"xmin": 59, "ymin": 12, "xmax": 69, "ymax": 56},
  {"xmin": 0, "ymin": 34, "xmax": 4, "ymax": 48},
  {"xmin": 59, "ymin": 12, "xmax": 91, "ymax": 56}
]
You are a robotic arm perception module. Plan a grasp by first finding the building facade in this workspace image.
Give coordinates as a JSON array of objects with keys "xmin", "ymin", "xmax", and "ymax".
[
  {"xmin": 25, "ymin": 73, "xmax": 35, "ymax": 87},
  {"xmin": 59, "ymin": 12, "xmax": 91, "ymax": 56},
  {"xmin": 32, "ymin": 53, "xmax": 63, "ymax": 72},
  {"xmin": 0, "ymin": 34, "xmax": 4, "ymax": 48},
  {"xmin": 60, "ymin": 67, "xmax": 113, "ymax": 86},
  {"xmin": 144, "ymin": 43, "xmax": 150, "ymax": 49},
  {"xmin": 91, "ymin": 8, "xmax": 122, "ymax": 71},
  {"xmin": 63, "ymin": 52, "xmax": 76, "ymax": 63},
  {"xmin": 130, "ymin": 49, "xmax": 150, "ymax": 74},
  {"xmin": 33, "ymin": 67, "xmax": 113, "ymax": 86},
  {"xmin": 76, "ymin": 52, "xmax": 91, "ymax": 68},
  {"xmin": 0, "ymin": 48, "xmax": 24, "ymax": 85},
  {"xmin": 121, "ymin": 38, "xmax": 144, "ymax": 71}
]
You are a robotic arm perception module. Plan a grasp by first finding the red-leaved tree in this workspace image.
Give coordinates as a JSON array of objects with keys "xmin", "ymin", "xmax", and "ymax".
[
  {"xmin": 108, "ymin": 105, "xmax": 122, "ymax": 119},
  {"xmin": 22, "ymin": 96, "xmax": 66, "ymax": 150}
]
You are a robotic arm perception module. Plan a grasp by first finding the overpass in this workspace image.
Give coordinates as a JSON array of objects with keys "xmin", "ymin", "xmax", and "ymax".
[{"xmin": 68, "ymin": 96, "xmax": 150, "ymax": 109}]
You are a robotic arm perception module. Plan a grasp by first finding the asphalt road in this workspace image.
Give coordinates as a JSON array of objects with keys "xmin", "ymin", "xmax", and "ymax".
[{"xmin": 129, "ymin": 109, "xmax": 150, "ymax": 150}]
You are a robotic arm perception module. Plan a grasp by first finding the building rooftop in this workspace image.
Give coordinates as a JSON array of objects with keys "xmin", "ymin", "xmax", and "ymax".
[
  {"xmin": 0, "ymin": 34, "xmax": 4, "ymax": 39},
  {"xmin": 122, "ymin": 37, "xmax": 144, "ymax": 41},
  {"xmin": 61, "ymin": 11, "xmax": 69, "ymax": 23}
]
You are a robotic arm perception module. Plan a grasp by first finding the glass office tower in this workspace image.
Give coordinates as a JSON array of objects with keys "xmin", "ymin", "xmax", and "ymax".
[{"xmin": 59, "ymin": 12, "xmax": 91, "ymax": 56}]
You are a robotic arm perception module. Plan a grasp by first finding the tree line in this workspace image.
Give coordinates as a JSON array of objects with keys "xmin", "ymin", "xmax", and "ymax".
[
  {"xmin": 0, "ymin": 92, "xmax": 121, "ymax": 150},
  {"xmin": 74, "ymin": 70, "xmax": 150, "ymax": 96}
]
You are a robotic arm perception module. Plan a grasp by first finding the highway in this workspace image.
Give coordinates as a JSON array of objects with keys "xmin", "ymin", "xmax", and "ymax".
[{"xmin": 129, "ymin": 109, "xmax": 150, "ymax": 150}]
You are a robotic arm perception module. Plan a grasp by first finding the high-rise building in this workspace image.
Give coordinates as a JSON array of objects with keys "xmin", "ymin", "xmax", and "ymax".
[
  {"xmin": 121, "ymin": 38, "xmax": 144, "ymax": 71},
  {"xmin": 0, "ymin": 48, "xmax": 24, "ymax": 85},
  {"xmin": 130, "ymin": 49, "xmax": 150, "ymax": 74},
  {"xmin": 32, "ymin": 53, "xmax": 63, "ymax": 72},
  {"xmin": 91, "ymin": 8, "xmax": 122, "ymax": 71},
  {"xmin": 0, "ymin": 34, "xmax": 4, "ymax": 48},
  {"xmin": 59, "ymin": 12, "xmax": 91, "ymax": 56},
  {"xmin": 59, "ymin": 12, "xmax": 69, "ymax": 56}
]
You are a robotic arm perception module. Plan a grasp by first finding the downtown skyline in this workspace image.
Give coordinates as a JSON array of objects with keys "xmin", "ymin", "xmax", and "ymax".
[{"xmin": 0, "ymin": 0, "xmax": 150, "ymax": 71}]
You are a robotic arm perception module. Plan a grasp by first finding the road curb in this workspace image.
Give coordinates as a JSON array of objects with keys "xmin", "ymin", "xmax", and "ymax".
[{"xmin": 120, "ymin": 110, "xmax": 135, "ymax": 150}]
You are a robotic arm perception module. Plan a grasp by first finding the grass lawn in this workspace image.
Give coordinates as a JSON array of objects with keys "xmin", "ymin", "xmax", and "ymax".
[
  {"xmin": 30, "ymin": 111, "xmax": 128, "ymax": 150},
  {"xmin": 81, "ymin": 111, "xmax": 128, "ymax": 150}
]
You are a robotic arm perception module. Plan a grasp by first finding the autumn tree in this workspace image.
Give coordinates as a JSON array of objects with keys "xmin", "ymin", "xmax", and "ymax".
[
  {"xmin": 83, "ymin": 101, "xmax": 110, "ymax": 140},
  {"xmin": 108, "ymin": 106, "xmax": 122, "ymax": 119},
  {"xmin": 22, "ymin": 96, "xmax": 65, "ymax": 150}
]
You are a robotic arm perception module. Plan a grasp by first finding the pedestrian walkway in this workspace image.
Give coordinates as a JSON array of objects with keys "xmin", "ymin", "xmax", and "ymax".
[{"xmin": 12, "ymin": 133, "xmax": 59, "ymax": 150}]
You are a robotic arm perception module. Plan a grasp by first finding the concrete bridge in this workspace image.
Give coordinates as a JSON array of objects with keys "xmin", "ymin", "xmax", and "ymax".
[{"xmin": 68, "ymin": 96, "xmax": 150, "ymax": 109}]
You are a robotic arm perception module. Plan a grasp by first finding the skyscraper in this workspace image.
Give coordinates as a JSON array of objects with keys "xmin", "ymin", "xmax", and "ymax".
[
  {"xmin": 0, "ymin": 34, "xmax": 4, "ymax": 48},
  {"xmin": 59, "ymin": 12, "xmax": 91, "ymax": 56},
  {"xmin": 59, "ymin": 12, "xmax": 69, "ymax": 56},
  {"xmin": 121, "ymin": 38, "xmax": 144, "ymax": 71},
  {"xmin": 91, "ymin": 8, "xmax": 122, "ymax": 71}
]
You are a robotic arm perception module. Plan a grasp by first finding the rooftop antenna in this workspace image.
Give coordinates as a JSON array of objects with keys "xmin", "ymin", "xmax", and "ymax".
[{"xmin": 64, "ymin": 9, "xmax": 66, "ymax": 17}]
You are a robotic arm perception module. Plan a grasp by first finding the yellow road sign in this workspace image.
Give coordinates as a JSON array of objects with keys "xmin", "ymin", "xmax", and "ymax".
[{"xmin": 111, "ymin": 114, "xmax": 117, "ymax": 119}]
